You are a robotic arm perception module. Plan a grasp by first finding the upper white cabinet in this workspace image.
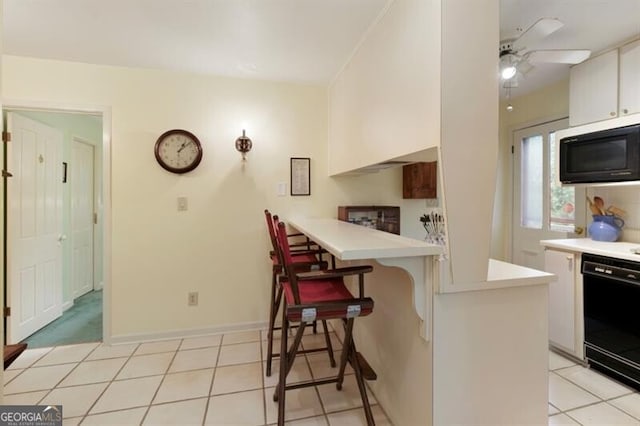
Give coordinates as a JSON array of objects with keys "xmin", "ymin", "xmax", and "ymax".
[
  {"xmin": 569, "ymin": 50, "xmax": 619, "ymax": 126},
  {"xmin": 569, "ymin": 40, "xmax": 640, "ymax": 127},
  {"xmin": 619, "ymin": 39, "xmax": 640, "ymax": 117}
]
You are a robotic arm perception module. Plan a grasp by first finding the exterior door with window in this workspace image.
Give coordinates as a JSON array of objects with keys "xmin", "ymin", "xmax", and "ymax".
[{"xmin": 512, "ymin": 118, "xmax": 585, "ymax": 270}]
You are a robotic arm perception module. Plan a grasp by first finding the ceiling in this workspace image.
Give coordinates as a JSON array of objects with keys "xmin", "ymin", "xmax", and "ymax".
[
  {"xmin": 2, "ymin": 0, "xmax": 389, "ymax": 84},
  {"xmin": 3, "ymin": 0, "xmax": 640, "ymax": 95},
  {"xmin": 500, "ymin": 0, "xmax": 640, "ymax": 98}
]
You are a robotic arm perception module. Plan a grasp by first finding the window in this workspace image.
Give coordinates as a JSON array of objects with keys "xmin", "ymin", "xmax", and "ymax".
[
  {"xmin": 521, "ymin": 135, "xmax": 543, "ymax": 229},
  {"xmin": 549, "ymin": 132, "xmax": 575, "ymax": 232}
]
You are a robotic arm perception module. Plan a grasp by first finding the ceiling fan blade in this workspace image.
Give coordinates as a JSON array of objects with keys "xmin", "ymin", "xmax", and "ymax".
[
  {"xmin": 513, "ymin": 18, "xmax": 564, "ymax": 52},
  {"xmin": 526, "ymin": 50, "xmax": 591, "ymax": 64},
  {"xmin": 517, "ymin": 59, "xmax": 534, "ymax": 76}
]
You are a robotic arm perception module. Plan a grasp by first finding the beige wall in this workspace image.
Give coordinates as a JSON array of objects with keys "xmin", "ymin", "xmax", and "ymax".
[
  {"xmin": 491, "ymin": 79, "xmax": 570, "ymax": 260},
  {"xmin": 328, "ymin": 0, "xmax": 441, "ymax": 175},
  {"xmin": 2, "ymin": 55, "xmax": 426, "ymax": 341},
  {"xmin": 0, "ymin": 0, "xmax": 4, "ymax": 402},
  {"xmin": 438, "ymin": 0, "xmax": 498, "ymax": 286}
]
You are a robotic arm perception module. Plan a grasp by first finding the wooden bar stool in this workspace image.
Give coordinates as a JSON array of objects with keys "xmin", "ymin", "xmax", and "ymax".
[
  {"xmin": 264, "ymin": 210, "xmax": 336, "ymax": 377},
  {"xmin": 274, "ymin": 221, "xmax": 376, "ymax": 426}
]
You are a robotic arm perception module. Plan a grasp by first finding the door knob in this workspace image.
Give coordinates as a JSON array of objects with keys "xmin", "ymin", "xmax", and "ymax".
[
  {"xmin": 574, "ymin": 226, "xmax": 584, "ymax": 235},
  {"xmin": 57, "ymin": 234, "xmax": 67, "ymax": 243}
]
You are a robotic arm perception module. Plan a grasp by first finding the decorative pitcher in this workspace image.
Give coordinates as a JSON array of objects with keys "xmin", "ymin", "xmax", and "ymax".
[{"xmin": 588, "ymin": 215, "xmax": 625, "ymax": 242}]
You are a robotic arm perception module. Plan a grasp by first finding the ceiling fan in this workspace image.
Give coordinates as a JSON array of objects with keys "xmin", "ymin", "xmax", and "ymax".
[{"xmin": 499, "ymin": 17, "xmax": 591, "ymax": 86}]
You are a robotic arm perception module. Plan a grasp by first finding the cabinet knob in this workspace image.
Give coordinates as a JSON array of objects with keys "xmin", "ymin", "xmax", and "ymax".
[
  {"xmin": 574, "ymin": 226, "xmax": 584, "ymax": 236},
  {"xmin": 610, "ymin": 111, "xmax": 617, "ymax": 116},
  {"xmin": 622, "ymin": 108, "xmax": 629, "ymax": 114}
]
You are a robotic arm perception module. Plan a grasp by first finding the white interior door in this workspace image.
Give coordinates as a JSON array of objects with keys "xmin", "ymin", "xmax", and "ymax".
[
  {"xmin": 71, "ymin": 139, "xmax": 95, "ymax": 299},
  {"xmin": 512, "ymin": 118, "xmax": 586, "ymax": 270},
  {"xmin": 7, "ymin": 113, "xmax": 64, "ymax": 343}
]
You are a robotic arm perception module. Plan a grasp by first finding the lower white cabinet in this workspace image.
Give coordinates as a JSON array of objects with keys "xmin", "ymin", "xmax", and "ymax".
[{"xmin": 544, "ymin": 248, "xmax": 584, "ymax": 360}]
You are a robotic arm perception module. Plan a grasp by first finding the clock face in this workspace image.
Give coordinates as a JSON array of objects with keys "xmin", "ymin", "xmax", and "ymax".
[{"xmin": 154, "ymin": 129, "xmax": 203, "ymax": 174}]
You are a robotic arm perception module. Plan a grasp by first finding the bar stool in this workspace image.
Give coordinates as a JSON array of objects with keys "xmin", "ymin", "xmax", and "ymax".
[
  {"xmin": 264, "ymin": 210, "xmax": 336, "ymax": 377},
  {"xmin": 274, "ymin": 220, "xmax": 376, "ymax": 426}
]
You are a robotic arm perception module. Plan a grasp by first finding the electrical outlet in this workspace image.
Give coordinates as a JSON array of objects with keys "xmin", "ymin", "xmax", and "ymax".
[
  {"xmin": 177, "ymin": 197, "xmax": 188, "ymax": 211},
  {"xmin": 188, "ymin": 292, "xmax": 198, "ymax": 306}
]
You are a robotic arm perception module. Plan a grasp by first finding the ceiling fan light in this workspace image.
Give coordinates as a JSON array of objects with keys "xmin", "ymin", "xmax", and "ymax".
[
  {"xmin": 499, "ymin": 53, "xmax": 518, "ymax": 80},
  {"xmin": 501, "ymin": 65, "xmax": 517, "ymax": 80}
]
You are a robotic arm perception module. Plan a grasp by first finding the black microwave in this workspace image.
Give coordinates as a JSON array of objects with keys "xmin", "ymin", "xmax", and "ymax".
[{"xmin": 560, "ymin": 124, "xmax": 640, "ymax": 184}]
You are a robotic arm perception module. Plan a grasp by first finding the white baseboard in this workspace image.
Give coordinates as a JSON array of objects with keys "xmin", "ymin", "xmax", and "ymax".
[
  {"xmin": 62, "ymin": 300, "xmax": 74, "ymax": 312},
  {"xmin": 107, "ymin": 320, "xmax": 268, "ymax": 345},
  {"xmin": 94, "ymin": 281, "xmax": 104, "ymax": 291}
]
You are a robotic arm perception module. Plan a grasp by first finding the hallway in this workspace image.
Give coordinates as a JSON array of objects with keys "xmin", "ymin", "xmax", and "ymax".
[{"xmin": 22, "ymin": 291, "xmax": 102, "ymax": 349}]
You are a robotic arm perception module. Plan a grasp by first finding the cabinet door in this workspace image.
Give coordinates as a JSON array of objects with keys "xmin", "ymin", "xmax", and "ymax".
[
  {"xmin": 620, "ymin": 39, "xmax": 640, "ymax": 116},
  {"xmin": 402, "ymin": 162, "xmax": 437, "ymax": 199},
  {"xmin": 545, "ymin": 249, "xmax": 576, "ymax": 354},
  {"xmin": 569, "ymin": 50, "xmax": 619, "ymax": 126}
]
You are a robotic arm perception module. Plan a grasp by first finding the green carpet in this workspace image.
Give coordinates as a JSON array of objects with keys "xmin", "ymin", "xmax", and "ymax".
[{"xmin": 22, "ymin": 290, "xmax": 103, "ymax": 348}]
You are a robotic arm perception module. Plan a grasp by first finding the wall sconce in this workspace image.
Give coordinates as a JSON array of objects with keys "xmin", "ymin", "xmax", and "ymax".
[{"xmin": 235, "ymin": 129, "xmax": 253, "ymax": 160}]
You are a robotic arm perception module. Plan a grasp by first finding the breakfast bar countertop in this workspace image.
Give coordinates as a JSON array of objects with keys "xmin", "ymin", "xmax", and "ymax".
[{"xmin": 289, "ymin": 217, "xmax": 443, "ymax": 260}]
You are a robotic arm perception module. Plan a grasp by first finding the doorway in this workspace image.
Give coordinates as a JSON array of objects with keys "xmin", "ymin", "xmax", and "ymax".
[
  {"xmin": 511, "ymin": 118, "xmax": 586, "ymax": 270},
  {"xmin": 3, "ymin": 109, "xmax": 105, "ymax": 347}
]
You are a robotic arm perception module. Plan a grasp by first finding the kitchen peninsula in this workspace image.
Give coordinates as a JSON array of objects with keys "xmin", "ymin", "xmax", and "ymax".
[{"xmin": 289, "ymin": 217, "xmax": 554, "ymax": 425}]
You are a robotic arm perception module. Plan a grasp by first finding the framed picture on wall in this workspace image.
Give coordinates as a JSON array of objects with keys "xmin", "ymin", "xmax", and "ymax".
[{"xmin": 290, "ymin": 157, "xmax": 310, "ymax": 196}]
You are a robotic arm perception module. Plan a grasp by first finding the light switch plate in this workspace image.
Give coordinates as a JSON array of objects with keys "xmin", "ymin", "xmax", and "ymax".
[
  {"xmin": 177, "ymin": 197, "xmax": 188, "ymax": 211},
  {"xmin": 277, "ymin": 182, "xmax": 287, "ymax": 197}
]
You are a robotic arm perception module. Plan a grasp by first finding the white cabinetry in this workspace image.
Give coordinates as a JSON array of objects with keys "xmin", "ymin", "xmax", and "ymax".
[
  {"xmin": 569, "ymin": 50, "xmax": 618, "ymax": 126},
  {"xmin": 570, "ymin": 40, "xmax": 640, "ymax": 127},
  {"xmin": 619, "ymin": 39, "xmax": 640, "ymax": 117},
  {"xmin": 544, "ymin": 248, "xmax": 584, "ymax": 360}
]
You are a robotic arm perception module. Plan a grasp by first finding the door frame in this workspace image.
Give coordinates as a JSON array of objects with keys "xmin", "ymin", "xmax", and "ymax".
[
  {"xmin": 509, "ymin": 115, "xmax": 586, "ymax": 266},
  {"xmin": 71, "ymin": 136, "xmax": 99, "ymax": 296},
  {"xmin": 2, "ymin": 99, "xmax": 112, "ymax": 345},
  {"xmin": 504, "ymin": 114, "xmax": 572, "ymax": 263}
]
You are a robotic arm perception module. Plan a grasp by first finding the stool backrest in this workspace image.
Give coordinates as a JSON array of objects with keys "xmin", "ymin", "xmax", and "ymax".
[
  {"xmin": 264, "ymin": 209, "xmax": 279, "ymax": 255},
  {"xmin": 276, "ymin": 221, "xmax": 302, "ymax": 304}
]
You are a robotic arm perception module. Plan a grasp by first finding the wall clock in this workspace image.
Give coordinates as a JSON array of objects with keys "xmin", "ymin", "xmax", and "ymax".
[{"xmin": 154, "ymin": 129, "xmax": 203, "ymax": 174}]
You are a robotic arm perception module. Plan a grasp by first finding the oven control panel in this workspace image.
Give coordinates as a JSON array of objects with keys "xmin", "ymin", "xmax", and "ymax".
[{"xmin": 582, "ymin": 253, "xmax": 640, "ymax": 284}]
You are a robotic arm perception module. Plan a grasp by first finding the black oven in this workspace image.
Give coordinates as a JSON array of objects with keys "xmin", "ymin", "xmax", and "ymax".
[
  {"xmin": 560, "ymin": 124, "xmax": 640, "ymax": 184},
  {"xmin": 582, "ymin": 253, "xmax": 640, "ymax": 390}
]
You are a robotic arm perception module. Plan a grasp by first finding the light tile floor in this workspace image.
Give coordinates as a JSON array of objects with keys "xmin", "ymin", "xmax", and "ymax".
[
  {"xmin": 548, "ymin": 350, "xmax": 640, "ymax": 425},
  {"xmin": 4, "ymin": 328, "xmax": 391, "ymax": 425},
  {"xmin": 7, "ymin": 330, "xmax": 639, "ymax": 425}
]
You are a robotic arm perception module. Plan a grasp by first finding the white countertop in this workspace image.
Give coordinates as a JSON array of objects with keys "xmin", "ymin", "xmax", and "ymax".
[
  {"xmin": 487, "ymin": 259, "xmax": 555, "ymax": 286},
  {"xmin": 437, "ymin": 259, "xmax": 555, "ymax": 293},
  {"xmin": 540, "ymin": 238, "xmax": 640, "ymax": 262},
  {"xmin": 289, "ymin": 218, "xmax": 443, "ymax": 260}
]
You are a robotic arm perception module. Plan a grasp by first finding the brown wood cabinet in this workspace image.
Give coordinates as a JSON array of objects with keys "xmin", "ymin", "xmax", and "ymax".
[
  {"xmin": 338, "ymin": 206, "xmax": 400, "ymax": 235},
  {"xmin": 403, "ymin": 161, "xmax": 437, "ymax": 199}
]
